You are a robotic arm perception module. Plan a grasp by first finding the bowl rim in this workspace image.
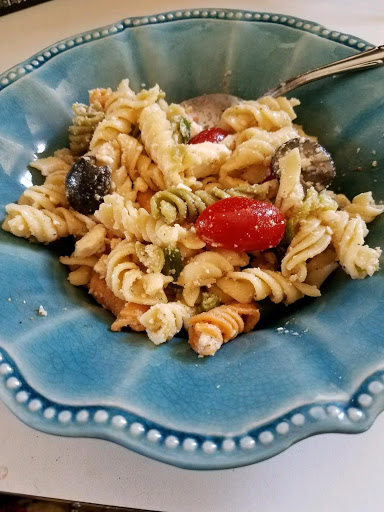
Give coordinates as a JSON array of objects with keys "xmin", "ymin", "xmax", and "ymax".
[
  {"xmin": 0, "ymin": 8, "xmax": 374, "ymax": 91},
  {"xmin": 0, "ymin": 8, "xmax": 381, "ymax": 471}
]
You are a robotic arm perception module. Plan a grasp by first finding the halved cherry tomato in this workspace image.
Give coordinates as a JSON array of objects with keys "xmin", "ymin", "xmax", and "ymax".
[
  {"xmin": 195, "ymin": 197, "xmax": 285, "ymax": 252},
  {"xmin": 188, "ymin": 127, "xmax": 228, "ymax": 144}
]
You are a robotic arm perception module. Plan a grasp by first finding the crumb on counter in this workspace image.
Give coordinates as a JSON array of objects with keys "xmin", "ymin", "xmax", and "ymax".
[
  {"xmin": 372, "ymin": 161, "xmax": 378, "ymax": 167},
  {"xmin": 38, "ymin": 305, "xmax": 48, "ymax": 317},
  {"xmin": 356, "ymin": 148, "xmax": 360, "ymax": 154},
  {"xmin": 7, "ymin": 298, "xmax": 11, "ymax": 302}
]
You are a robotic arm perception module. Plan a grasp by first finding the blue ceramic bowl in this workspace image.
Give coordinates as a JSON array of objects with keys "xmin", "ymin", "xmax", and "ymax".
[{"xmin": 0, "ymin": 9, "xmax": 383, "ymax": 470}]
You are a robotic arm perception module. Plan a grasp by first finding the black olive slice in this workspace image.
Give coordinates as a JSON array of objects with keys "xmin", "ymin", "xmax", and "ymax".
[{"xmin": 65, "ymin": 156, "xmax": 111, "ymax": 214}]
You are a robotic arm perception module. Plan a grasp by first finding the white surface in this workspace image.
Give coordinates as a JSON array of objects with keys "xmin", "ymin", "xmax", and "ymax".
[{"xmin": 0, "ymin": 1, "xmax": 384, "ymax": 510}]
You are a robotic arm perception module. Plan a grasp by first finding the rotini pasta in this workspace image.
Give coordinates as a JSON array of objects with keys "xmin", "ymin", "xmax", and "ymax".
[
  {"xmin": 177, "ymin": 252, "xmax": 235, "ymax": 306},
  {"xmin": 111, "ymin": 302, "xmax": 150, "ymax": 332},
  {"xmin": 89, "ymin": 87, "xmax": 113, "ymax": 110},
  {"xmin": 284, "ymin": 187, "xmax": 338, "ymax": 242},
  {"xmin": 188, "ymin": 302, "xmax": 260, "ymax": 356},
  {"xmin": 94, "ymin": 193, "xmax": 188, "ymax": 247},
  {"xmin": 219, "ymin": 126, "xmax": 299, "ymax": 188},
  {"xmin": 281, "ymin": 217, "xmax": 332, "ymax": 282},
  {"xmin": 216, "ymin": 268, "xmax": 320, "ymax": 305},
  {"xmin": 139, "ymin": 302, "xmax": 195, "ymax": 345},
  {"xmin": 305, "ymin": 247, "xmax": 339, "ymax": 287},
  {"xmin": 2, "ymin": 78, "xmax": 383, "ymax": 356},
  {"xmin": 69, "ymin": 101, "xmax": 105, "ymax": 155},
  {"xmin": 344, "ymin": 192, "xmax": 384, "ymax": 223},
  {"xmin": 90, "ymin": 80, "xmax": 161, "ymax": 149},
  {"xmin": 139, "ymin": 103, "xmax": 187, "ymax": 187},
  {"xmin": 219, "ymin": 96, "xmax": 299, "ymax": 133},
  {"xmin": 2, "ymin": 204, "xmax": 96, "ymax": 243},
  {"xmin": 275, "ymin": 147, "xmax": 304, "ymax": 215},
  {"xmin": 319, "ymin": 210, "xmax": 382, "ymax": 279},
  {"xmin": 19, "ymin": 153, "xmax": 73, "ymax": 210},
  {"xmin": 105, "ymin": 239, "xmax": 172, "ymax": 305}
]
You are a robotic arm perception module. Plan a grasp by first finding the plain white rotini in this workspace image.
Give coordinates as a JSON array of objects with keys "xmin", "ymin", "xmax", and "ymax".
[
  {"xmin": 90, "ymin": 80, "xmax": 161, "ymax": 149},
  {"xmin": 93, "ymin": 137, "xmax": 137, "ymax": 202},
  {"xmin": 177, "ymin": 252, "xmax": 235, "ymax": 306},
  {"xmin": 30, "ymin": 151, "xmax": 74, "ymax": 176},
  {"xmin": 21, "ymin": 153, "xmax": 73, "ymax": 209},
  {"xmin": 94, "ymin": 194, "xmax": 188, "ymax": 247},
  {"xmin": 275, "ymin": 147, "xmax": 304, "ymax": 215},
  {"xmin": 216, "ymin": 268, "xmax": 320, "ymax": 305},
  {"xmin": 139, "ymin": 103, "xmax": 187, "ymax": 187},
  {"xmin": 105, "ymin": 239, "xmax": 172, "ymax": 305},
  {"xmin": 139, "ymin": 302, "xmax": 195, "ymax": 345},
  {"xmin": 59, "ymin": 223, "xmax": 107, "ymax": 286},
  {"xmin": 219, "ymin": 96, "xmax": 300, "ymax": 133},
  {"xmin": 219, "ymin": 126, "xmax": 299, "ymax": 188},
  {"xmin": 2, "ymin": 204, "xmax": 96, "ymax": 243},
  {"xmin": 344, "ymin": 192, "xmax": 384, "ymax": 223},
  {"xmin": 18, "ymin": 180, "xmax": 68, "ymax": 211},
  {"xmin": 281, "ymin": 216, "xmax": 333, "ymax": 282},
  {"xmin": 319, "ymin": 210, "xmax": 382, "ymax": 279}
]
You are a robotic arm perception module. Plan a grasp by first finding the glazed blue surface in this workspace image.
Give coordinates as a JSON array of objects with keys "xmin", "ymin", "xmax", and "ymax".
[{"xmin": 0, "ymin": 9, "xmax": 383, "ymax": 469}]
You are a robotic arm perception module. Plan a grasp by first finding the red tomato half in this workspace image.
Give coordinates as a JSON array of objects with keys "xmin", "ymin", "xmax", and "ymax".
[
  {"xmin": 188, "ymin": 128, "xmax": 228, "ymax": 144},
  {"xmin": 195, "ymin": 197, "xmax": 286, "ymax": 251}
]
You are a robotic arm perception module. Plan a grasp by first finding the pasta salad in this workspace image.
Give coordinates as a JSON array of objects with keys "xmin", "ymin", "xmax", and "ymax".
[{"xmin": 3, "ymin": 79, "xmax": 383, "ymax": 356}]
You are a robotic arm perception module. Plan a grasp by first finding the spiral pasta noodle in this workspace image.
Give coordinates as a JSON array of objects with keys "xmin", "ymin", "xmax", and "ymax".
[
  {"xmin": 319, "ymin": 210, "xmax": 382, "ymax": 279},
  {"xmin": 216, "ymin": 268, "xmax": 320, "ymax": 305},
  {"xmin": 2, "ymin": 204, "xmax": 96, "ymax": 243},
  {"xmin": 89, "ymin": 87, "xmax": 113, "ymax": 110},
  {"xmin": 132, "ymin": 154, "xmax": 168, "ymax": 192},
  {"xmin": 90, "ymin": 80, "xmax": 161, "ymax": 150},
  {"xmin": 30, "ymin": 150, "xmax": 74, "ymax": 176},
  {"xmin": 177, "ymin": 252, "xmax": 235, "ymax": 306},
  {"xmin": 188, "ymin": 302, "xmax": 260, "ymax": 356},
  {"xmin": 17, "ymin": 180, "xmax": 68, "ymax": 211},
  {"xmin": 219, "ymin": 126, "xmax": 299, "ymax": 188},
  {"xmin": 275, "ymin": 147, "xmax": 304, "ymax": 215},
  {"xmin": 219, "ymin": 96, "xmax": 299, "ymax": 133},
  {"xmin": 105, "ymin": 239, "xmax": 172, "ymax": 305},
  {"xmin": 59, "ymin": 224, "xmax": 107, "ymax": 285},
  {"xmin": 69, "ymin": 102, "xmax": 105, "ymax": 155},
  {"xmin": 18, "ymin": 153, "xmax": 73, "ymax": 211},
  {"xmin": 31, "ymin": 151, "xmax": 73, "ymax": 190},
  {"xmin": 139, "ymin": 103, "xmax": 186, "ymax": 187},
  {"xmin": 111, "ymin": 302, "xmax": 150, "ymax": 332},
  {"xmin": 139, "ymin": 301, "xmax": 195, "ymax": 345},
  {"xmin": 285, "ymin": 188, "xmax": 338, "ymax": 242},
  {"xmin": 94, "ymin": 193, "xmax": 188, "ymax": 247},
  {"xmin": 281, "ymin": 217, "xmax": 333, "ymax": 282},
  {"xmin": 344, "ymin": 192, "xmax": 384, "ymax": 223}
]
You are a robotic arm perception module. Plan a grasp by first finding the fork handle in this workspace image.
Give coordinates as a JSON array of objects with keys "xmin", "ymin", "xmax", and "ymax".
[{"xmin": 267, "ymin": 45, "xmax": 384, "ymax": 97}]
